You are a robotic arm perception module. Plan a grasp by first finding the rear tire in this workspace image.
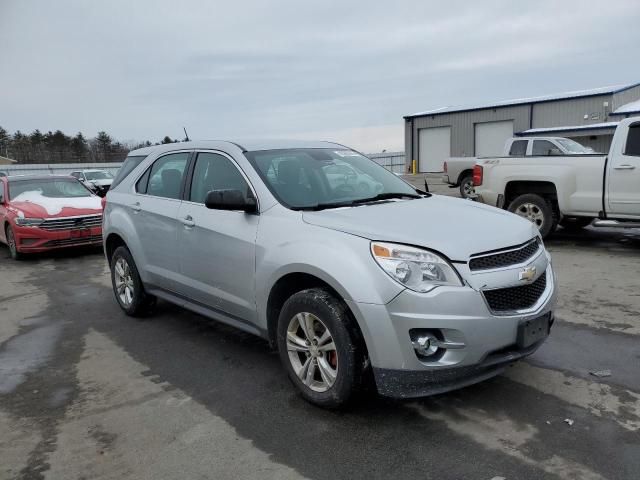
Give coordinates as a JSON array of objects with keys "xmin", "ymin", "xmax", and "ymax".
[
  {"xmin": 508, "ymin": 193, "xmax": 556, "ymax": 238},
  {"xmin": 277, "ymin": 288, "xmax": 366, "ymax": 409},
  {"xmin": 5, "ymin": 224, "xmax": 22, "ymax": 260},
  {"xmin": 110, "ymin": 246, "xmax": 156, "ymax": 317},
  {"xmin": 459, "ymin": 174, "xmax": 475, "ymax": 199}
]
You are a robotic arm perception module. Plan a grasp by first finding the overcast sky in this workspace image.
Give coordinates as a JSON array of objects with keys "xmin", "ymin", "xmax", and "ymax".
[{"xmin": 1, "ymin": 0, "xmax": 639, "ymax": 152}]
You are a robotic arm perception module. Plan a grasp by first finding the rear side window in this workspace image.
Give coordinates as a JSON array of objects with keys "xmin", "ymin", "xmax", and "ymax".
[
  {"xmin": 532, "ymin": 140, "xmax": 559, "ymax": 156},
  {"xmin": 509, "ymin": 140, "xmax": 527, "ymax": 156},
  {"xmin": 625, "ymin": 124, "xmax": 640, "ymax": 156},
  {"xmin": 111, "ymin": 155, "xmax": 147, "ymax": 189},
  {"xmin": 146, "ymin": 153, "xmax": 190, "ymax": 199},
  {"xmin": 189, "ymin": 153, "xmax": 251, "ymax": 204}
]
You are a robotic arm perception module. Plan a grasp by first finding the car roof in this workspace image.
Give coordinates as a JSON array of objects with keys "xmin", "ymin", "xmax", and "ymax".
[{"xmin": 128, "ymin": 140, "xmax": 348, "ymax": 156}]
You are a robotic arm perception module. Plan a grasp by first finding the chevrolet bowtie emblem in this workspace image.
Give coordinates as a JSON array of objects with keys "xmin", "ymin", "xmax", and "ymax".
[{"xmin": 519, "ymin": 266, "xmax": 537, "ymax": 282}]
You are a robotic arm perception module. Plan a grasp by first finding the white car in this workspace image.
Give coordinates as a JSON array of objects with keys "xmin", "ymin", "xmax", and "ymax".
[{"xmin": 70, "ymin": 169, "xmax": 114, "ymax": 197}]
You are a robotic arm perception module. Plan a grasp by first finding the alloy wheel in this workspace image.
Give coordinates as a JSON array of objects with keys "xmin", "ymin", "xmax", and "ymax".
[
  {"xmin": 114, "ymin": 257, "xmax": 135, "ymax": 307},
  {"xmin": 6, "ymin": 227, "xmax": 17, "ymax": 256},
  {"xmin": 462, "ymin": 180, "xmax": 475, "ymax": 198},
  {"xmin": 516, "ymin": 203, "xmax": 545, "ymax": 229},
  {"xmin": 286, "ymin": 312, "xmax": 338, "ymax": 392}
]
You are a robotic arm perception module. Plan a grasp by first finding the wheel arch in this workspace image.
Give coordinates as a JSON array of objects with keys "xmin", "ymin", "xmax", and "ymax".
[
  {"xmin": 505, "ymin": 180, "xmax": 559, "ymax": 210},
  {"xmin": 457, "ymin": 169, "xmax": 474, "ymax": 185}
]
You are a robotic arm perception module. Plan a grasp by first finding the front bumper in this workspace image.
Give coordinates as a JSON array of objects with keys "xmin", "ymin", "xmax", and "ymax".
[
  {"xmin": 346, "ymin": 259, "xmax": 557, "ymax": 398},
  {"xmin": 13, "ymin": 225, "xmax": 103, "ymax": 253}
]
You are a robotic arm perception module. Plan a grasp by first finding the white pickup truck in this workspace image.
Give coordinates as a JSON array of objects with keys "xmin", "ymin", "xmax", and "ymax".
[
  {"xmin": 443, "ymin": 136, "xmax": 599, "ymax": 199},
  {"xmin": 473, "ymin": 117, "xmax": 640, "ymax": 238}
]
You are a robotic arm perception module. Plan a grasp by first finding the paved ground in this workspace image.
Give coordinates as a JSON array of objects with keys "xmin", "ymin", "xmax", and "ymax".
[{"xmin": 1, "ymin": 188, "xmax": 639, "ymax": 479}]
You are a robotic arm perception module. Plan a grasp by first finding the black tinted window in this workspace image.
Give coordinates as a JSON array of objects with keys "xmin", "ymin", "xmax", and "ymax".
[
  {"xmin": 189, "ymin": 153, "xmax": 250, "ymax": 204},
  {"xmin": 532, "ymin": 140, "xmax": 559, "ymax": 156},
  {"xmin": 625, "ymin": 124, "xmax": 640, "ymax": 156},
  {"xmin": 147, "ymin": 153, "xmax": 189, "ymax": 199},
  {"xmin": 509, "ymin": 140, "xmax": 527, "ymax": 156},
  {"xmin": 111, "ymin": 155, "xmax": 147, "ymax": 189}
]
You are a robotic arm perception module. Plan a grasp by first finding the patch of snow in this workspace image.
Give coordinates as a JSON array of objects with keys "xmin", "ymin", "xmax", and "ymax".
[
  {"xmin": 12, "ymin": 191, "xmax": 101, "ymax": 216},
  {"xmin": 613, "ymin": 99, "xmax": 640, "ymax": 114},
  {"xmin": 519, "ymin": 122, "xmax": 619, "ymax": 135}
]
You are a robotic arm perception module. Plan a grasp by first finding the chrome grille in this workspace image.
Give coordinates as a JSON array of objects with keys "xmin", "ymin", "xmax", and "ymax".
[
  {"xmin": 469, "ymin": 238, "xmax": 540, "ymax": 272},
  {"xmin": 483, "ymin": 271, "xmax": 547, "ymax": 313},
  {"xmin": 39, "ymin": 214, "xmax": 103, "ymax": 231}
]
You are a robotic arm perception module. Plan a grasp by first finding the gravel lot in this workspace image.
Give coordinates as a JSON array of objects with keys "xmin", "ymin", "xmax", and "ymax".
[{"xmin": 1, "ymin": 179, "xmax": 639, "ymax": 480}]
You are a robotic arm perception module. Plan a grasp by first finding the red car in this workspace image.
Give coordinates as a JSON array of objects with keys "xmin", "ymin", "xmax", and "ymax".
[{"xmin": 0, "ymin": 175, "xmax": 103, "ymax": 259}]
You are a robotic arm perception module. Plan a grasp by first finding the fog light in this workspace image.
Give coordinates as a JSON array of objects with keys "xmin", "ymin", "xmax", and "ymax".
[
  {"xmin": 410, "ymin": 329, "xmax": 466, "ymax": 360},
  {"xmin": 413, "ymin": 333, "xmax": 439, "ymax": 357}
]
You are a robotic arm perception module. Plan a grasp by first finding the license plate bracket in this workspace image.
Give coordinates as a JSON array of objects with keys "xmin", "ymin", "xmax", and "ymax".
[{"xmin": 517, "ymin": 313, "xmax": 550, "ymax": 348}]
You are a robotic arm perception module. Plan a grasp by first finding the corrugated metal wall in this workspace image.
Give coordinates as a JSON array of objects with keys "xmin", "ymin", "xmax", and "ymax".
[
  {"xmin": 407, "ymin": 104, "xmax": 530, "ymax": 166},
  {"xmin": 367, "ymin": 152, "xmax": 405, "ymax": 173},
  {"xmin": 613, "ymin": 85, "xmax": 640, "ymax": 111},
  {"xmin": 0, "ymin": 162, "xmax": 122, "ymax": 176},
  {"xmin": 531, "ymin": 94, "xmax": 612, "ymax": 128}
]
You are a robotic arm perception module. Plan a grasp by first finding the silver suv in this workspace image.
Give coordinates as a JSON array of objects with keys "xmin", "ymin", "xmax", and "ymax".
[{"xmin": 103, "ymin": 140, "xmax": 556, "ymax": 408}]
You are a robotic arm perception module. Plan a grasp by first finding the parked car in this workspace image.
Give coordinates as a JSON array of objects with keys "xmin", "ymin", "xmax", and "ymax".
[
  {"xmin": 474, "ymin": 117, "xmax": 640, "ymax": 238},
  {"xmin": 70, "ymin": 169, "xmax": 114, "ymax": 197},
  {"xmin": 443, "ymin": 136, "xmax": 599, "ymax": 200},
  {"xmin": 0, "ymin": 175, "xmax": 103, "ymax": 259},
  {"xmin": 103, "ymin": 140, "xmax": 556, "ymax": 408}
]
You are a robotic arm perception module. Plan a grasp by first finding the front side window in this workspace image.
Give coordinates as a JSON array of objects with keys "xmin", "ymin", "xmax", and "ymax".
[
  {"xmin": 9, "ymin": 178, "xmax": 93, "ymax": 200},
  {"xmin": 556, "ymin": 138, "xmax": 596, "ymax": 154},
  {"xmin": 532, "ymin": 140, "xmax": 561, "ymax": 156},
  {"xmin": 509, "ymin": 140, "xmax": 528, "ymax": 156},
  {"xmin": 189, "ymin": 153, "xmax": 251, "ymax": 204},
  {"xmin": 624, "ymin": 124, "xmax": 640, "ymax": 156},
  {"xmin": 245, "ymin": 148, "xmax": 416, "ymax": 209},
  {"xmin": 146, "ymin": 153, "xmax": 190, "ymax": 199}
]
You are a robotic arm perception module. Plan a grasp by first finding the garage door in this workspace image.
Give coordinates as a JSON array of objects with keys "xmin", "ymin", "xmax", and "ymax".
[
  {"xmin": 475, "ymin": 121, "xmax": 514, "ymax": 157},
  {"xmin": 418, "ymin": 127, "xmax": 450, "ymax": 172}
]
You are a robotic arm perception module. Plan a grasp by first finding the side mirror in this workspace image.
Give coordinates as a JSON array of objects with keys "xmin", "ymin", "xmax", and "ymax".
[{"xmin": 204, "ymin": 189, "xmax": 257, "ymax": 214}]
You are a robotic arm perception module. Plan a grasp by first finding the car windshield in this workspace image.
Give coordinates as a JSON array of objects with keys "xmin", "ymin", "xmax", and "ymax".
[
  {"xmin": 556, "ymin": 138, "xmax": 597, "ymax": 154},
  {"xmin": 9, "ymin": 178, "xmax": 93, "ymax": 200},
  {"xmin": 245, "ymin": 148, "xmax": 420, "ymax": 210},
  {"xmin": 84, "ymin": 170, "xmax": 113, "ymax": 180}
]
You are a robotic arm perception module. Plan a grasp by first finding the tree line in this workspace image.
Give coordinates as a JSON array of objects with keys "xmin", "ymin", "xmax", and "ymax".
[{"xmin": 0, "ymin": 126, "xmax": 182, "ymax": 164}]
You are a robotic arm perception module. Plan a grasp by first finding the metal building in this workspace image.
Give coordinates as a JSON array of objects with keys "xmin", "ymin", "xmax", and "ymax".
[{"xmin": 404, "ymin": 82, "xmax": 640, "ymax": 172}]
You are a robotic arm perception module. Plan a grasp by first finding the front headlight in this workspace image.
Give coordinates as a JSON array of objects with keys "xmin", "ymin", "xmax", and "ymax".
[
  {"xmin": 15, "ymin": 217, "xmax": 45, "ymax": 227},
  {"xmin": 371, "ymin": 242, "xmax": 462, "ymax": 292}
]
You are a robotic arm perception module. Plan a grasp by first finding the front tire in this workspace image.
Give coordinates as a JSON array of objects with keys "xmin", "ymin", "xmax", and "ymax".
[
  {"xmin": 277, "ymin": 288, "xmax": 366, "ymax": 408},
  {"xmin": 508, "ymin": 193, "xmax": 557, "ymax": 238},
  {"xmin": 110, "ymin": 246, "xmax": 156, "ymax": 317},
  {"xmin": 5, "ymin": 224, "xmax": 22, "ymax": 260}
]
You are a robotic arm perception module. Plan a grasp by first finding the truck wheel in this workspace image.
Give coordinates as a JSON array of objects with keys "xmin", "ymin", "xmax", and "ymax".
[
  {"xmin": 110, "ymin": 246, "xmax": 156, "ymax": 317},
  {"xmin": 277, "ymin": 288, "xmax": 366, "ymax": 409},
  {"xmin": 5, "ymin": 224, "xmax": 23, "ymax": 260},
  {"xmin": 508, "ymin": 194, "xmax": 556, "ymax": 238},
  {"xmin": 560, "ymin": 217, "xmax": 593, "ymax": 231},
  {"xmin": 459, "ymin": 174, "xmax": 475, "ymax": 199}
]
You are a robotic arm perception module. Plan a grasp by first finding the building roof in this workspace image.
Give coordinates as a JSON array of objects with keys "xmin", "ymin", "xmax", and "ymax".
[
  {"xmin": 516, "ymin": 121, "xmax": 619, "ymax": 136},
  {"xmin": 610, "ymin": 99, "xmax": 640, "ymax": 116},
  {"xmin": 405, "ymin": 82, "xmax": 640, "ymax": 119},
  {"xmin": 0, "ymin": 155, "xmax": 17, "ymax": 164}
]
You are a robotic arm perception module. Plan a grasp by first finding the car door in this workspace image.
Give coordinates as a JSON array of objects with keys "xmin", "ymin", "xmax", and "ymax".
[
  {"xmin": 176, "ymin": 151, "xmax": 259, "ymax": 324},
  {"xmin": 133, "ymin": 151, "xmax": 191, "ymax": 291},
  {"xmin": 607, "ymin": 122, "xmax": 640, "ymax": 216}
]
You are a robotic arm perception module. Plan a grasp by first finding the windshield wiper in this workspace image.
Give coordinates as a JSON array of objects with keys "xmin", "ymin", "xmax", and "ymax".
[
  {"xmin": 351, "ymin": 192, "xmax": 422, "ymax": 204},
  {"xmin": 297, "ymin": 192, "xmax": 423, "ymax": 211}
]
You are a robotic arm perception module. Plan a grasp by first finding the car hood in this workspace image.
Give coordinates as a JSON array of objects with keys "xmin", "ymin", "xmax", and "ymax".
[
  {"xmin": 10, "ymin": 192, "xmax": 103, "ymax": 218},
  {"xmin": 302, "ymin": 195, "xmax": 537, "ymax": 261}
]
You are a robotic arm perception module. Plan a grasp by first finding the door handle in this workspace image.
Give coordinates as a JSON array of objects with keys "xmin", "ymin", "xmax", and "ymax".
[
  {"xmin": 181, "ymin": 215, "xmax": 195, "ymax": 227},
  {"xmin": 614, "ymin": 164, "xmax": 636, "ymax": 170},
  {"xmin": 131, "ymin": 202, "xmax": 141, "ymax": 212}
]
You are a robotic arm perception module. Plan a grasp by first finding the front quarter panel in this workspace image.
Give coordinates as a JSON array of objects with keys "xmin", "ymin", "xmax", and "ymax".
[{"xmin": 254, "ymin": 205, "xmax": 405, "ymax": 330}]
